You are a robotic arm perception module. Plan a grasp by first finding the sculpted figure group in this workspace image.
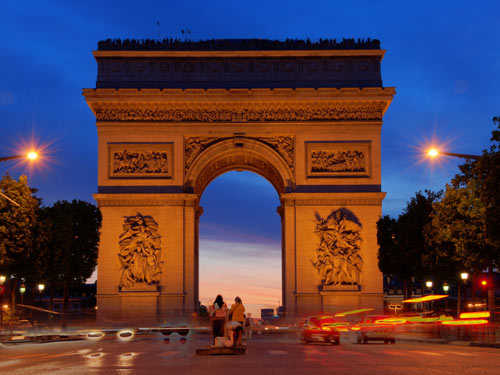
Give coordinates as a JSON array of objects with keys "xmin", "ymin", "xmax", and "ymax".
[
  {"xmin": 118, "ymin": 214, "xmax": 163, "ymax": 288},
  {"xmin": 311, "ymin": 150, "xmax": 365, "ymax": 173},
  {"xmin": 113, "ymin": 150, "xmax": 169, "ymax": 174},
  {"xmin": 312, "ymin": 210, "xmax": 363, "ymax": 287}
]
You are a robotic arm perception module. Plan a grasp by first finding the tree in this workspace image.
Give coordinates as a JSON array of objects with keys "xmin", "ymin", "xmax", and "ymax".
[
  {"xmin": 40, "ymin": 200, "xmax": 102, "ymax": 327},
  {"xmin": 0, "ymin": 174, "xmax": 42, "ymax": 310},
  {"xmin": 429, "ymin": 116, "xmax": 500, "ymax": 317},
  {"xmin": 377, "ymin": 190, "xmax": 442, "ymax": 301}
]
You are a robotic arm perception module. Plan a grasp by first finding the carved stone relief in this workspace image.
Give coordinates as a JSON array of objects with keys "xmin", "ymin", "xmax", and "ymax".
[
  {"xmin": 184, "ymin": 136, "xmax": 294, "ymax": 173},
  {"xmin": 94, "ymin": 105, "xmax": 386, "ymax": 122},
  {"xmin": 311, "ymin": 150, "xmax": 364, "ymax": 173},
  {"xmin": 259, "ymin": 136, "xmax": 294, "ymax": 170},
  {"xmin": 109, "ymin": 143, "xmax": 173, "ymax": 178},
  {"xmin": 312, "ymin": 209, "xmax": 363, "ymax": 288},
  {"xmin": 306, "ymin": 142, "xmax": 371, "ymax": 178},
  {"xmin": 118, "ymin": 213, "xmax": 164, "ymax": 289},
  {"xmin": 185, "ymin": 137, "xmax": 219, "ymax": 171}
]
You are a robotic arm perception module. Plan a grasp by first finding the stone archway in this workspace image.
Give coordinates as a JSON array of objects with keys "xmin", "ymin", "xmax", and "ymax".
[{"xmin": 85, "ymin": 39, "xmax": 395, "ymax": 322}]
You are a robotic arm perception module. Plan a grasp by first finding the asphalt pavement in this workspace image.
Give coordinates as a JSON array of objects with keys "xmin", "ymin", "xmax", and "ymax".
[{"xmin": 1, "ymin": 332, "xmax": 500, "ymax": 375}]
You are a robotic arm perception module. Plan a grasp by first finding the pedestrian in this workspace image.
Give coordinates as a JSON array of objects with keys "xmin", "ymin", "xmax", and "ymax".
[
  {"xmin": 244, "ymin": 312, "xmax": 254, "ymax": 339},
  {"xmin": 210, "ymin": 294, "xmax": 227, "ymax": 345},
  {"xmin": 228, "ymin": 296, "xmax": 245, "ymax": 346}
]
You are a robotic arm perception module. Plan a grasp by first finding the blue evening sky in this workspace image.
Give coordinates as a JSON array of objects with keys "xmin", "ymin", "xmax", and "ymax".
[{"xmin": 1, "ymin": 1, "xmax": 499, "ymax": 313}]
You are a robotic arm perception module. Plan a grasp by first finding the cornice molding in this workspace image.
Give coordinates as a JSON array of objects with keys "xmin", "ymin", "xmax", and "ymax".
[
  {"xmin": 83, "ymin": 88, "xmax": 394, "ymax": 122},
  {"xmin": 93, "ymin": 193, "xmax": 198, "ymax": 207},
  {"xmin": 280, "ymin": 192, "xmax": 386, "ymax": 206},
  {"xmin": 83, "ymin": 87, "xmax": 395, "ymax": 100}
]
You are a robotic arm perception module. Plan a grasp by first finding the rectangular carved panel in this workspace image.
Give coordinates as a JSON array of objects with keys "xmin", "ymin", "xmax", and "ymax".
[
  {"xmin": 108, "ymin": 143, "xmax": 173, "ymax": 179},
  {"xmin": 306, "ymin": 141, "xmax": 371, "ymax": 178}
]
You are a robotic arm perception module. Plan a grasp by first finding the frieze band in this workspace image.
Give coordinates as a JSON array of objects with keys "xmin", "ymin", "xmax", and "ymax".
[{"xmin": 94, "ymin": 105, "xmax": 385, "ymax": 122}]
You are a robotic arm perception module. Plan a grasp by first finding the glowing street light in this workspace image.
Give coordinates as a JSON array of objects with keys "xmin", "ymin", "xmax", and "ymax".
[
  {"xmin": 461, "ymin": 272, "xmax": 469, "ymax": 281},
  {"xmin": 0, "ymin": 151, "xmax": 39, "ymax": 163},
  {"xmin": 426, "ymin": 148, "xmax": 480, "ymax": 161},
  {"xmin": 442, "ymin": 283, "xmax": 449, "ymax": 293},
  {"xmin": 37, "ymin": 283, "xmax": 45, "ymax": 292},
  {"xmin": 426, "ymin": 280, "xmax": 433, "ymax": 288},
  {"xmin": 0, "ymin": 275, "xmax": 5, "ymax": 328}
]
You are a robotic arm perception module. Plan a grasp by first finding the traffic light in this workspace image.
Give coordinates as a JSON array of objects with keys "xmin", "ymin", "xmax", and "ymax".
[{"xmin": 480, "ymin": 279, "xmax": 488, "ymax": 288}]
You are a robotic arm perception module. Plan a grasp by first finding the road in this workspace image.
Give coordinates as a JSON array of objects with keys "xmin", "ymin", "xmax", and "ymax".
[{"xmin": 1, "ymin": 333, "xmax": 499, "ymax": 375}]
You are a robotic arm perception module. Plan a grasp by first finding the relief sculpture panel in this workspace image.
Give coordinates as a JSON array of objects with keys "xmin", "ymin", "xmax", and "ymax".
[
  {"xmin": 118, "ymin": 213, "xmax": 163, "ymax": 289},
  {"xmin": 306, "ymin": 141, "xmax": 371, "ymax": 178},
  {"xmin": 312, "ymin": 209, "xmax": 363, "ymax": 289},
  {"xmin": 109, "ymin": 143, "xmax": 173, "ymax": 178}
]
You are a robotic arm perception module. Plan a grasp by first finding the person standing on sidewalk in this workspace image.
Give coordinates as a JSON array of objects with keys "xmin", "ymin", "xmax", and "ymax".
[{"xmin": 228, "ymin": 296, "xmax": 245, "ymax": 346}]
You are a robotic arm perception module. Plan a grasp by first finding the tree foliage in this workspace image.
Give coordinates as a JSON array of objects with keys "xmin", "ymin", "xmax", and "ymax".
[
  {"xmin": 377, "ymin": 191, "xmax": 443, "ymax": 299},
  {"xmin": 0, "ymin": 174, "xmax": 42, "ymax": 278},
  {"xmin": 40, "ymin": 200, "xmax": 102, "ymax": 288},
  {"xmin": 429, "ymin": 116, "xmax": 500, "ymax": 272}
]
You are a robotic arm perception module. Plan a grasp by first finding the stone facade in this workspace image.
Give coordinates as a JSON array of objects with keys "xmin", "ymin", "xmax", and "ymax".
[{"xmin": 84, "ymin": 39, "xmax": 395, "ymax": 322}]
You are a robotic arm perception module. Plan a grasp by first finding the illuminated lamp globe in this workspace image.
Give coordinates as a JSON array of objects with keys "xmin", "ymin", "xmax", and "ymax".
[
  {"xmin": 425, "ymin": 281, "xmax": 433, "ymax": 288},
  {"xmin": 460, "ymin": 272, "xmax": 469, "ymax": 281},
  {"xmin": 427, "ymin": 148, "xmax": 439, "ymax": 158},
  {"xmin": 27, "ymin": 151, "xmax": 38, "ymax": 160}
]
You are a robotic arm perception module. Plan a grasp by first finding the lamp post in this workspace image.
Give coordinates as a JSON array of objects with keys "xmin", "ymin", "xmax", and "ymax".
[
  {"xmin": 0, "ymin": 152, "xmax": 38, "ymax": 163},
  {"xmin": 457, "ymin": 272, "xmax": 469, "ymax": 316},
  {"xmin": 19, "ymin": 283, "xmax": 26, "ymax": 305},
  {"xmin": 426, "ymin": 148, "xmax": 480, "ymax": 161},
  {"xmin": 37, "ymin": 283, "xmax": 45, "ymax": 306},
  {"xmin": 443, "ymin": 283, "xmax": 449, "ymax": 314},
  {"xmin": 0, "ymin": 151, "xmax": 39, "ymax": 207},
  {"xmin": 0, "ymin": 275, "xmax": 6, "ymax": 329}
]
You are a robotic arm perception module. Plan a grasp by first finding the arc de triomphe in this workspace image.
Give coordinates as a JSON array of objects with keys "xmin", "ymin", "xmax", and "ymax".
[{"xmin": 83, "ymin": 39, "xmax": 395, "ymax": 322}]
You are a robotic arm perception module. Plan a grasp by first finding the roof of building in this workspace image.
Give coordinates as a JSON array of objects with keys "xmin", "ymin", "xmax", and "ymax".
[{"xmin": 97, "ymin": 38, "xmax": 381, "ymax": 51}]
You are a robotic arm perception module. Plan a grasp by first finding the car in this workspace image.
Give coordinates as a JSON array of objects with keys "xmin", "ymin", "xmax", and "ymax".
[
  {"xmin": 352, "ymin": 315, "xmax": 396, "ymax": 344},
  {"xmin": 300, "ymin": 315, "xmax": 342, "ymax": 345}
]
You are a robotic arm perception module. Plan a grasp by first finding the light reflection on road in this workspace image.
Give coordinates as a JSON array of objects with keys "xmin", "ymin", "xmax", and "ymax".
[{"xmin": 116, "ymin": 352, "xmax": 140, "ymax": 375}]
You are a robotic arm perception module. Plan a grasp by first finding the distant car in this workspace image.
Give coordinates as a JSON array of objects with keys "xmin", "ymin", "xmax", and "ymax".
[
  {"xmin": 300, "ymin": 315, "xmax": 341, "ymax": 345},
  {"xmin": 352, "ymin": 315, "xmax": 396, "ymax": 344}
]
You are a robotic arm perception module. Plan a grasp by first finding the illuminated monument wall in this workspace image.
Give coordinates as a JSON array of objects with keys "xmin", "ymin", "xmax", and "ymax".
[{"xmin": 84, "ymin": 38, "xmax": 395, "ymax": 322}]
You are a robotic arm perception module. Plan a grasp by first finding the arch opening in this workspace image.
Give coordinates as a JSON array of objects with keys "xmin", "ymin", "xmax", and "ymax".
[{"xmin": 197, "ymin": 170, "xmax": 283, "ymax": 319}]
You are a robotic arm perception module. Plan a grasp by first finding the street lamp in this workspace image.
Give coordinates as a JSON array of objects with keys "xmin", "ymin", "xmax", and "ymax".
[
  {"xmin": 0, "ymin": 151, "xmax": 38, "ymax": 163},
  {"xmin": 457, "ymin": 272, "xmax": 469, "ymax": 316},
  {"xmin": 0, "ymin": 275, "xmax": 6, "ymax": 328},
  {"xmin": 37, "ymin": 283, "xmax": 45, "ymax": 308},
  {"xmin": 426, "ymin": 280, "xmax": 433, "ymax": 289},
  {"xmin": 19, "ymin": 283, "xmax": 26, "ymax": 305},
  {"xmin": 426, "ymin": 148, "xmax": 480, "ymax": 161},
  {"xmin": 442, "ymin": 283, "xmax": 449, "ymax": 293}
]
